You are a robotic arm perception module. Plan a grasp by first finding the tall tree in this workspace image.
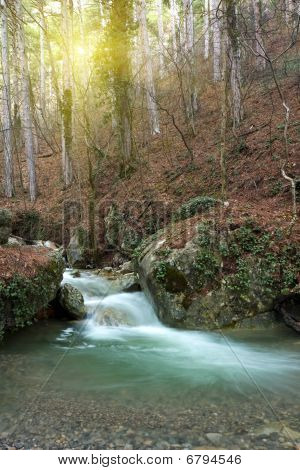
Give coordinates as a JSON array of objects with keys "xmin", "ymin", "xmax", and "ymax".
[
  {"xmin": 61, "ymin": 0, "xmax": 73, "ymax": 188},
  {"xmin": 39, "ymin": 13, "xmax": 46, "ymax": 117},
  {"xmin": 225, "ymin": 0, "xmax": 243, "ymax": 128},
  {"xmin": 182, "ymin": 0, "xmax": 197, "ymax": 131},
  {"xmin": 1, "ymin": 0, "xmax": 14, "ymax": 197},
  {"xmin": 156, "ymin": 0, "xmax": 164, "ymax": 72},
  {"xmin": 15, "ymin": 0, "xmax": 37, "ymax": 201},
  {"xmin": 99, "ymin": 0, "xmax": 105, "ymax": 29},
  {"xmin": 101, "ymin": 0, "xmax": 135, "ymax": 176},
  {"xmin": 170, "ymin": 0, "xmax": 180, "ymax": 59},
  {"xmin": 211, "ymin": 0, "xmax": 221, "ymax": 81},
  {"xmin": 183, "ymin": 0, "xmax": 194, "ymax": 53},
  {"xmin": 138, "ymin": 0, "xmax": 160, "ymax": 135},
  {"xmin": 204, "ymin": 0, "xmax": 210, "ymax": 60},
  {"xmin": 251, "ymin": 0, "xmax": 266, "ymax": 70}
]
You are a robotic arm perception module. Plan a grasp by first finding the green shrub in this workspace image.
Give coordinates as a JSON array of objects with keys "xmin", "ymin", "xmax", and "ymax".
[
  {"xmin": 173, "ymin": 196, "xmax": 218, "ymax": 221},
  {"xmin": 13, "ymin": 210, "xmax": 41, "ymax": 240}
]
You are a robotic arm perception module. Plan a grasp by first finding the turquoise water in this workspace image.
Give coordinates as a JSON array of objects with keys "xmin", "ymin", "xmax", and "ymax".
[{"xmin": 0, "ymin": 270, "xmax": 299, "ymax": 446}]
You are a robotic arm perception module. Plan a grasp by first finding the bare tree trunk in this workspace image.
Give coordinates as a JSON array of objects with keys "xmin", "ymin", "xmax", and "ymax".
[
  {"xmin": 139, "ymin": 0, "xmax": 160, "ymax": 135},
  {"xmin": 108, "ymin": 0, "xmax": 134, "ymax": 176},
  {"xmin": 285, "ymin": 0, "xmax": 293, "ymax": 23},
  {"xmin": 220, "ymin": 24, "xmax": 229, "ymax": 202},
  {"xmin": 40, "ymin": 20, "xmax": 46, "ymax": 116},
  {"xmin": 156, "ymin": 0, "xmax": 164, "ymax": 73},
  {"xmin": 211, "ymin": 0, "xmax": 221, "ymax": 81},
  {"xmin": 99, "ymin": 0, "xmax": 105, "ymax": 29},
  {"xmin": 170, "ymin": 0, "xmax": 180, "ymax": 59},
  {"xmin": 225, "ymin": 0, "xmax": 243, "ymax": 128},
  {"xmin": 182, "ymin": 0, "xmax": 197, "ymax": 127},
  {"xmin": 204, "ymin": 0, "xmax": 210, "ymax": 60},
  {"xmin": 11, "ymin": 26, "xmax": 21, "ymax": 153},
  {"xmin": 183, "ymin": 0, "xmax": 194, "ymax": 53},
  {"xmin": 61, "ymin": 0, "xmax": 73, "ymax": 188},
  {"xmin": 1, "ymin": 0, "xmax": 14, "ymax": 197},
  {"xmin": 251, "ymin": 0, "xmax": 266, "ymax": 70},
  {"xmin": 15, "ymin": 0, "xmax": 37, "ymax": 201}
]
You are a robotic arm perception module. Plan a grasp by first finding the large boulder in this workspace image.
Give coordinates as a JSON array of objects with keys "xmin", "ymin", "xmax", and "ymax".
[
  {"xmin": 136, "ymin": 220, "xmax": 300, "ymax": 330},
  {"xmin": 0, "ymin": 209, "xmax": 12, "ymax": 245},
  {"xmin": 0, "ymin": 246, "xmax": 65, "ymax": 340},
  {"xmin": 57, "ymin": 283, "xmax": 86, "ymax": 320}
]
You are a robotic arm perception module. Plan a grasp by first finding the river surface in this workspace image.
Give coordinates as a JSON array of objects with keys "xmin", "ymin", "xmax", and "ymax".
[{"xmin": 0, "ymin": 270, "xmax": 300, "ymax": 449}]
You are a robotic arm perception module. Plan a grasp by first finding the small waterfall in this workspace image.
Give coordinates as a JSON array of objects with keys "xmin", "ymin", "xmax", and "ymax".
[
  {"xmin": 61, "ymin": 269, "xmax": 300, "ymax": 398},
  {"xmin": 63, "ymin": 270, "xmax": 158, "ymax": 327}
]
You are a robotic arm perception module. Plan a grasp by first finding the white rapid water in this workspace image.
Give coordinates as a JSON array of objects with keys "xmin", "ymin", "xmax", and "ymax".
[{"xmin": 62, "ymin": 270, "xmax": 300, "ymax": 398}]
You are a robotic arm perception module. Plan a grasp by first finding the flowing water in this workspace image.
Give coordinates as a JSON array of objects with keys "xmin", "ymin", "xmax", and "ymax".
[{"xmin": 0, "ymin": 270, "xmax": 300, "ymax": 449}]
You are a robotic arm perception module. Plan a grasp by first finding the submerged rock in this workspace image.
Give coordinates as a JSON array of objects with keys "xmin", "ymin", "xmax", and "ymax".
[
  {"xmin": 205, "ymin": 433, "xmax": 224, "ymax": 446},
  {"xmin": 57, "ymin": 283, "xmax": 86, "ymax": 320},
  {"xmin": 94, "ymin": 307, "xmax": 134, "ymax": 327}
]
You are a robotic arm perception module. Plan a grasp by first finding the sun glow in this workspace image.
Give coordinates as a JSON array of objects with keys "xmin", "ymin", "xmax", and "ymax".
[{"xmin": 76, "ymin": 46, "xmax": 86, "ymax": 57}]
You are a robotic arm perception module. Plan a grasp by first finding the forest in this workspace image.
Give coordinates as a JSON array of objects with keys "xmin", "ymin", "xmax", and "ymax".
[{"xmin": 0, "ymin": 0, "xmax": 300, "ymax": 453}]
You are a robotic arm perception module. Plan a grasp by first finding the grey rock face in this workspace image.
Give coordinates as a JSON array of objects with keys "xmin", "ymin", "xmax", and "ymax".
[
  {"xmin": 58, "ymin": 283, "xmax": 86, "ymax": 320},
  {"xmin": 136, "ymin": 221, "xmax": 298, "ymax": 330}
]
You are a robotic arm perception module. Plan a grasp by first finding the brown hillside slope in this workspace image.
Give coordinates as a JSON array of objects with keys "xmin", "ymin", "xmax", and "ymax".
[{"xmin": 0, "ymin": 74, "xmax": 299, "ymax": 249}]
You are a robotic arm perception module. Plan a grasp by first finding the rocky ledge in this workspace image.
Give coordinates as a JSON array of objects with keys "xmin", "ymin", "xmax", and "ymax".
[
  {"xmin": 0, "ymin": 245, "xmax": 64, "ymax": 341},
  {"xmin": 136, "ymin": 218, "xmax": 300, "ymax": 331}
]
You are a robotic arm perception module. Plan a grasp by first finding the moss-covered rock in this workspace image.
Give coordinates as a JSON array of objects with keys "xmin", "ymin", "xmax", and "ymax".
[
  {"xmin": 0, "ymin": 247, "xmax": 64, "ymax": 341},
  {"xmin": 137, "ymin": 220, "xmax": 300, "ymax": 330}
]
